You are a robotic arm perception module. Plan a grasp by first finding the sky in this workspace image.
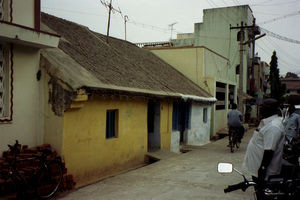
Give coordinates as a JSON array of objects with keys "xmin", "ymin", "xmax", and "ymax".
[{"xmin": 41, "ymin": 0, "xmax": 300, "ymax": 76}]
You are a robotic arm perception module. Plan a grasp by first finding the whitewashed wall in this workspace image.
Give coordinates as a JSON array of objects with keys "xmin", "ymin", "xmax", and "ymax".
[{"xmin": 185, "ymin": 103, "xmax": 211, "ymax": 146}]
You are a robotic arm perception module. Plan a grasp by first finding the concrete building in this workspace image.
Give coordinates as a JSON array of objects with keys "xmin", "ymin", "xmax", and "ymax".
[
  {"xmin": 141, "ymin": 5, "xmax": 258, "ymax": 137},
  {"xmin": 150, "ymin": 46, "xmax": 236, "ymax": 137},
  {"xmin": 172, "ymin": 5, "xmax": 258, "ymax": 111},
  {"xmin": 0, "ymin": 0, "xmax": 59, "ymax": 152},
  {"xmin": 249, "ymin": 58, "xmax": 270, "ymax": 97}
]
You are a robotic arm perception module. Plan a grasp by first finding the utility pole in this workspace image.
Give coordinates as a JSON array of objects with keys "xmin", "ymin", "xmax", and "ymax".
[
  {"xmin": 169, "ymin": 22, "xmax": 177, "ymax": 40},
  {"xmin": 230, "ymin": 21, "xmax": 265, "ymax": 115},
  {"xmin": 124, "ymin": 15, "xmax": 128, "ymax": 41},
  {"xmin": 106, "ymin": 0, "xmax": 113, "ymax": 43},
  {"xmin": 231, "ymin": 21, "xmax": 246, "ymax": 114}
]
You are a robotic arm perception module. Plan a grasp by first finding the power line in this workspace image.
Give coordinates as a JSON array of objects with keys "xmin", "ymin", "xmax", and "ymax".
[
  {"xmin": 42, "ymin": 7, "xmax": 107, "ymax": 17},
  {"xmin": 257, "ymin": 10, "xmax": 300, "ymax": 25},
  {"xmin": 256, "ymin": 41, "xmax": 300, "ymax": 74},
  {"xmin": 260, "ymin": 27, "xmax": 300, "ymax": 44},
  {"xmin": 265, "ymin": 37, "xmax": 300, "ymax": 62},
  {"xmin": 251, "ymin": 0, "xmax": 299, "ymax": 7}
]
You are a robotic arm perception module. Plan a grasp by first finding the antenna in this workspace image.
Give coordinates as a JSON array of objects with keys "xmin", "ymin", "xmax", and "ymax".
[{"xmin": 169, "ymin": 22, "xmax": 178, "ymax": 40}]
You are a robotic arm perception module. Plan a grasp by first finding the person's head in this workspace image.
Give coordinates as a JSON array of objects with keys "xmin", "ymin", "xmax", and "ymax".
[
  {"xmin": 232, "ymin": 103, "xmax": 237, "ymax": 110},
  {"xmin": 260, "ymin": 98, "xmax": 279, "ymax": 119},
  {"xmin": 288, "ymin": 104, "xmax": 296, "ymax": 115}
]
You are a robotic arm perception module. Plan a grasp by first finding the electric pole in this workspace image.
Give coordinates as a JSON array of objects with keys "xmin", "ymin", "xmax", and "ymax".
[
  {"xmin": 230, "ymin": 21, "xmax": 265, "ymax": 115},
  {"xmin": 106, "ymin": 0, "xmax": 112, "ymax": 43},
  {"xmin": 124, "ymin": 15, "xmax": 128, "ymax": 41},
  {"xmin": 169, "ymin": 22, "xmax": 177, "ymax": 40},
  {"xmin": 100, "ymin": 0, "xmax": 124, "ymax": 43}
]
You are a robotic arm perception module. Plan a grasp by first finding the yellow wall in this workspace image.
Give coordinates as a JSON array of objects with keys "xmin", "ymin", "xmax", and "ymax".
[
  {"xmin": 160, "ymin": 101, "xmax": 172, "ymax": 150},
  {"xmin": 62, "ymin": 95, "xmax": 148, "ymax": 187},
  {"xmin": 152, "ymin": 48, "xmax": 204, "ymax": 86}
]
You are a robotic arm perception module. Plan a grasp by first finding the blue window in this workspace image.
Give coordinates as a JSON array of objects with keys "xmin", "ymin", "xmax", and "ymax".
[{"xmin": 106, "ymin": 109, "xmax": 118, "ymax": 139}]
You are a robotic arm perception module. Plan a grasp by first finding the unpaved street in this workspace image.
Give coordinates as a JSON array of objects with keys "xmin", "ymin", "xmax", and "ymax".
[{"xmin": 58, "ymin": 129, "xmax": 256, "ymax": 200}]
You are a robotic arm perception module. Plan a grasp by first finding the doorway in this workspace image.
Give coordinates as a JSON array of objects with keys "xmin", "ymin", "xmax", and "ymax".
[{"xmin": 147, "ymin": 100, "xmax": 161, "ymax": 151}]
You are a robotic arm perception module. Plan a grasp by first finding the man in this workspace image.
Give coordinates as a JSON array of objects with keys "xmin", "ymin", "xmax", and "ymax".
[
  {"xmin": 243, "ymin": 98, "xmax": 285, "ymax": 199},
  {"xmin": 284, "ymin": 104, "xmax": 300, "ymax": 142},
  {"xmin": 227, "ymin": 103, "xmax": 244, "ymax": 144}
]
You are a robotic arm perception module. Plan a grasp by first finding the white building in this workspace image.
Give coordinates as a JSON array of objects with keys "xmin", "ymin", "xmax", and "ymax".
[{"xmin": 0, "ymin": 0, "xmax": 59, "ymax": 152}]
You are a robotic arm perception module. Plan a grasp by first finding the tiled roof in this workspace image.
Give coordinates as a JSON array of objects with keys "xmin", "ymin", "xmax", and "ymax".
[{"xmin": 40, "ymin": 13, "xmax": 214, "ymax": 102}]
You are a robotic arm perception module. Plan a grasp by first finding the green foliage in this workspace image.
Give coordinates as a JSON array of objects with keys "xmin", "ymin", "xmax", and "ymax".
[
  {"xmin": 285, "ymin": 72, "xmax": 298, "ymax": 78},
  {"xmin": 269, "ymin": 51, "xmax": 286, "ymax": 103}
]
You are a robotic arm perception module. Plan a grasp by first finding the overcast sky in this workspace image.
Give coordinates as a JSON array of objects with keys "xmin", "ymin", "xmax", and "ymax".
[{"xmin": 41, "ymin": 0, "xmax": 300, "ymax": 76}]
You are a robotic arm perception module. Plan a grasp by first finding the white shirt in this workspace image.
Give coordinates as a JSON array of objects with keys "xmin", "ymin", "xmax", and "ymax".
[{"xmin": 243, "ymin": 115, "xmax": 285, "ymax": 178}]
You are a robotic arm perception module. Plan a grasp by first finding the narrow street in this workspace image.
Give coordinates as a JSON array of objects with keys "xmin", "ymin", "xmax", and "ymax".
[{"xmin": 58, "ymin": 128, "xmax": 256, "ymax": 200}]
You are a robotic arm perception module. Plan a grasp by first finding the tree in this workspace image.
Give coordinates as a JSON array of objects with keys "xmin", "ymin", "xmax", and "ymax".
[
  {"xmin": 285, "ymin": 72, "xmax": 299, "ymax": 78},
  {"xmin": 269, "ymin": 51, "xmax": 286, "ymax": 102}
]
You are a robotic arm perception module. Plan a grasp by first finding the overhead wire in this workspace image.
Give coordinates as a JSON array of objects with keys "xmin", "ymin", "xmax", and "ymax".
[
  {"xmin": 257, "ymin": 10, "xmax": 300, "ymax": 25},
  {"xmin": 257, "ymin": 39, "xmax": 299, "ymax": 74},
  {"xmin": 251, "ymin": 0, "xmax": 299, "ymax": 7}
]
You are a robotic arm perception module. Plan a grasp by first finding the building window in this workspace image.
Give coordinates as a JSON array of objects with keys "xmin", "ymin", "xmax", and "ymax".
[
  {"xmin": 0, "ymin": 0, "xmax": 4, "ymax": 20},
  {"xmin": 228, "ymin": 85, "xmax": 235, "ymax": 109},
  {"xmin": 216, "ymin": 82, "xmax": 226, "ymax": 110},
  {"xmin": 106, "ymin": 109, "xmax": 118, "ymax": 139},
  {"xmin": 203, "ymin": 108, "xmax": 208, "ymax": 123},
  {"xmin": 236, "ymin": 65, "xmax": 240, "ymax": 74},
  {"xmin": 0, "ymin": 43, "xmax": 11, "ymax": 121}
]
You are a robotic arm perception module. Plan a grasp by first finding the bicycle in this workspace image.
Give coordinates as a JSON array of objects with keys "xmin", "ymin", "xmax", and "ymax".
[
  {"xmin": 228, "ymin": 127, "xmax": 240, "ymax": 153},
  {"xmin": 0, "ymin": 141, "xmax": 63, "ymax": 199}
]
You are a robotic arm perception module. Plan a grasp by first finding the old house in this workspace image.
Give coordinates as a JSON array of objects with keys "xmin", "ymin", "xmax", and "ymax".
[
  {"xmin": 148, "ymin": 46, "xmax": 235, "ymax": 138},
  {"xmin": 0, "ymin": 0, "xmax": 59, "ymax": 152},
  {"xmin": 40, "ymin": 13, "xmax": 215, "ymax": 187},
  {"xmin": 139, "ymin": 5, "xmax": 259, "ymax": 137},
  {"xmin": 281, "ymin": 78, "xmax": 300, "ymax": 95}
]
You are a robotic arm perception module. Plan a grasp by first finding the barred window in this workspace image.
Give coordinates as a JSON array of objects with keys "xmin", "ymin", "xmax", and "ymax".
[
  {"xmin": 0, "ymin": 0, "xmax": 4, "ymax": 20},
  {"xmin": 0, "ymin": 43, "xmax": 10, "ymax": 120}
]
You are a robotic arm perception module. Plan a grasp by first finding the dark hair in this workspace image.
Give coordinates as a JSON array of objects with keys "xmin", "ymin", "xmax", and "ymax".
[
  {"xmin": 260, "ymin": 98, "xmax": 279, "ymax": 118},
  {"xmin": 232, "ymin": 103, "xmax": 237, "ymax": 109}
]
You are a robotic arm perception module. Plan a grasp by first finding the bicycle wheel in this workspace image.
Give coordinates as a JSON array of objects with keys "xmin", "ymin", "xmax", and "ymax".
[{"xmin": 36, "ymin": 160, "xmax": 63, "ymax": 199}]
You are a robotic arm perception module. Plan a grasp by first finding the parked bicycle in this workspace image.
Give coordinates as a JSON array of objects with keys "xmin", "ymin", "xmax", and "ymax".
[
  {"xmin": 0, "ymin": 141, "xmax": 63, "ymax": 199},
  {"xmin": 228, "ymin": 127, "xmax": 240, "ymax": 153}
]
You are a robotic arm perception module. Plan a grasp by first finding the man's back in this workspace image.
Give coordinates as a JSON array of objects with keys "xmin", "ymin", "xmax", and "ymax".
[
  {"xmin": 227, "ymin": 109, "xmax": 242, "ymax": 127},
  {"xmin": 285, "ymin": 112, "xmax": 300, "ymax": 141},
  {"xmin": 243, "ymin": 115, "xmax": 285, "ymax": 178}
]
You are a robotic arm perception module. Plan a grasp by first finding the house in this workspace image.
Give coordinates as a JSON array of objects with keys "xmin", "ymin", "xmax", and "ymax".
[
  {"xmin": 0, "ymin": 0, "xmax": 59, "ymax": 152},
  {"xmin": 40, "ymin": 13, "xmax": 216, "ymax": 187},
  {"xmin": 139, "ymin": 5, "xmax": 259, "ymax": 136},
  {"xmin": 281, "ymin": 78, "xmax": 300, "ymax": 95},
  {"xmin": 171, "ymin": 5, "xmax": 258, "ymax": 112},
  {"xmin": 148, "ymin": 46, "xmax": 236, "ymax": 138}
]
